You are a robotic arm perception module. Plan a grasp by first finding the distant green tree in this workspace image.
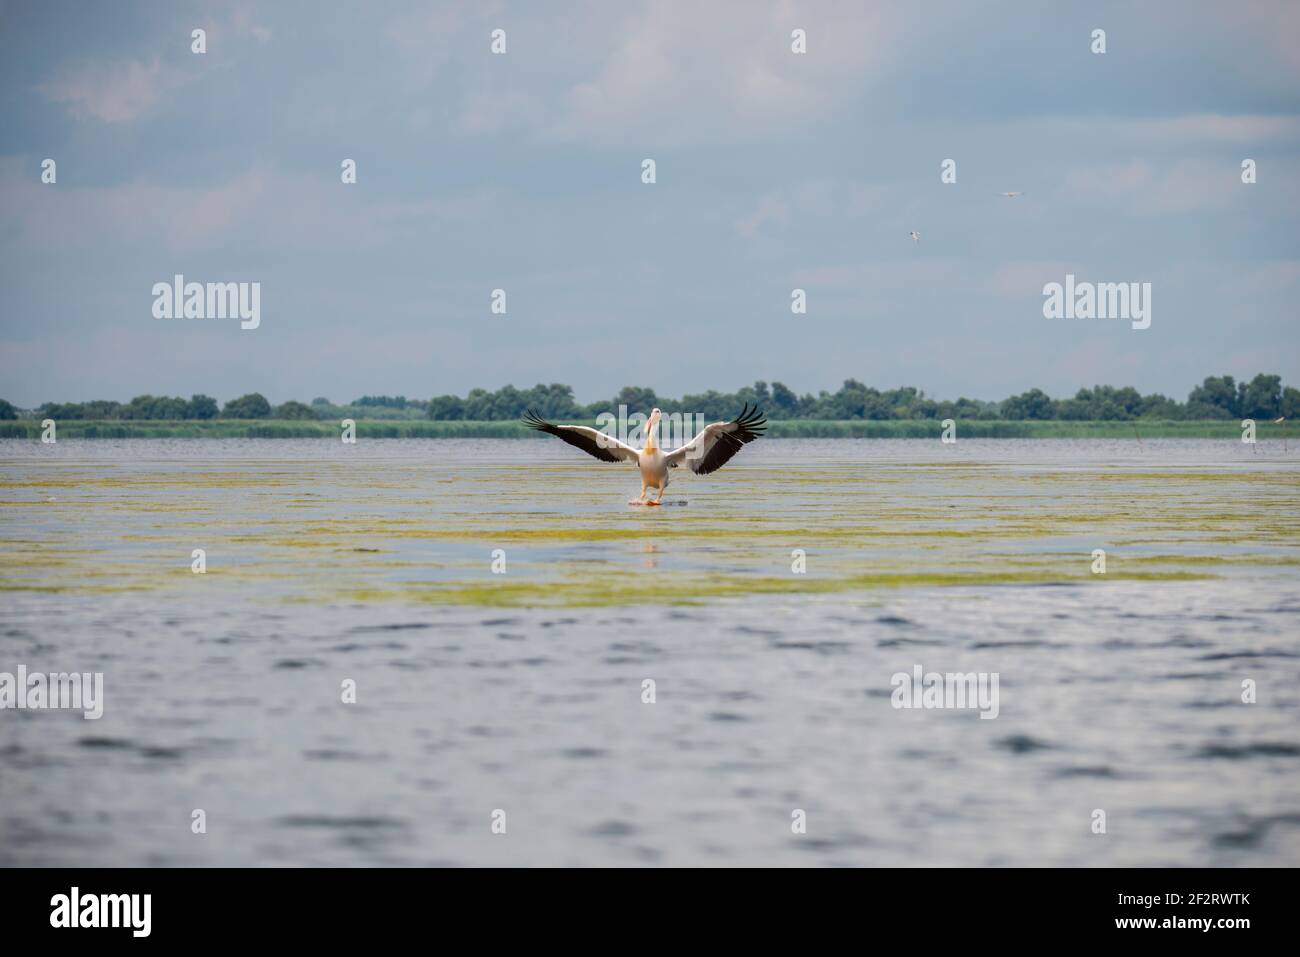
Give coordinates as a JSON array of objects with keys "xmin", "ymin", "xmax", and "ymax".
[
  {"xmin": 459, "ymin": 388, "xmax": 492, "ymax": 419},
  {"xmin": 0, "ymin": 399, "xmax": 16, "ymax": 420},
  {"xmin": 1059, "ymin": 386, "xmax": 1144, "ymax": 420},
  {"xmin": 1110, "ymin": 386, "xmax": 1145, "ymax": 418},
  {"xmin": 813, "ymin": 379, "xmax": 896, "ymax": 419},
  {"xmin": 1188, "ymin": 376, "xmax": 1238, "ymax": 417},
  {"xmin": 936, "ymin": 397, "xmax": 999, "ymax": 420},
  {"xmin": 1183, "ymin": 399, "xmax": 1234, "ymax": 419},
  {"xmin": 825, "ymin": 379, "xmax": 866, "ymax": 418},
  {"xmin": 1057, "ymin": 393, "xmax": 1092, "ymax": 421},
  {"xmin": 882, "ymin": 386, "xmax": 931, "ymax": 418},
  {"xmin": 119, "ymin": 396, "xmax": 149, "ymax": 419},
  {"xmin": 1001, "ymin": 388, "xmax": 1056, "ymax": 420},
  {"xmin": 353, "ymin": 395, "xmax": 408, "ymax": 409},
  {"xmin": 520, "ymin": 383, "xmax": 582, "ymax": 419},
  {"xmin": 1238, "ymin": 374, "xmax": 1282, "ymax": 420},
  {"xmin": 769, "ymin": 382, "xmax": 800, "ymax": 418},
  {"xmin": 486, "ymin": 385, "xmax": 525, "ymax": 419},
  {"xmin": 185, "ymin": 395, "xmax": 219, "ymax": 419},
  {"xmin": 48, "ymin": 400, "xmax": 123, "ymax": 420},
  {"xmin": 274, "ymin": 401, "xmax": 318, "ymax": 420},
  {"xmin": 909, "ymin": 397, "xmax": 940, "ymax": 419},
  {"xmin": 1138, "ymin": 393, "xmax": 1182, "ymax": 419},
  {"xmin": 677, "ymin": 389, "xmax": 736, "ymax": 421},
  {"xmin": 732, "ymin": 381, "xmax": 771, "ymax": 412},
  {"xmin": 427, "ymin": 395, "xmax": 466, "ymax": 420},
  {"xmin": 40, "ymin": 402, "xmax": 82, "ymax": 419},
  {"xmin": 1282, "ymin": 387, "xmax": 1300, "ymax": 419},
  {"xmin": 121, "ymin": 395, "xmax": 188, "ymax": 419},
  {"xmin": 613, "ymin": 385, "xmax": 660, "ymax": 414},
  {"xmin": 223, "ymin": 393, "xmax": 272, "ymax": 418}
]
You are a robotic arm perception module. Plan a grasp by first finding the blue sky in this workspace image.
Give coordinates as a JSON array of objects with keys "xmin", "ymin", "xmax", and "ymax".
[{"xmin": 1, "ymin": 0, "xmax": 1298, "ymax": 407}]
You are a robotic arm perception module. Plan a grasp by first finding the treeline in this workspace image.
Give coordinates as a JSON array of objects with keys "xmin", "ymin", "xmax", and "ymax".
[
  {"xmin": 0, "ymin": 394, "xmax": 426, "ymax": 422},
  {"xmin": 2, "ymin": 374, "xmax": 1295, "ymax": 423},
  {"xmin": 423, "ymin": 375, "xmax": 1297, "ymax": 421}
]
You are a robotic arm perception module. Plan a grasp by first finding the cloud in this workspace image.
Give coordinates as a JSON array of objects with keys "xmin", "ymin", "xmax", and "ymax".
[
  {"xmin": 791, "ymin": 259, "xmax": 970, "ymax": 292},
  {"xmin": 550, "ymin": 2, "xmax": 900, "ymax": 145},
  {"xmin": 1215, "ymin": 259, "xmax": 1300, "ymax": 296},
  {"xmin": 230, "ymin": 6, "xmax": 273, "ymax": 45},
  {"xmin": 987, "ymin": 262, "xmax": 1079, "ymax": 299},
  {"xmin": 1132, "ymin": 113, "xmax": 1300, "ymax": 143},
  {"xmin": 1061, "ymin": 159, "xmax": 1241, "ymax": 216},
  {"xmin": 735, "ymin": 180, "xmax": 884, "ymax": 237},
  {"xmin": 381, "ymin": 1, "xmax": 921, "ymax": 146},
  {"xmin": 37, "ymin": 5, "xmax": 273, "ymax": 125},
  {"xmin": 0, "ymin": 163, "xmax": 270, "ymax": 253},
  {"xmin": 735, "ymin": 195, "xmax": 789, "ymax": 238},
  {"xmin": 0, "ymin": 160, "xmax": 500, "ymax": 255},
  {"xmin": 384, "ymin": 4, "xmax": 477, "ymax": 91},
  {"xmin": 40, "ymin": 57, "xmax": 182, "ymax": 124}
]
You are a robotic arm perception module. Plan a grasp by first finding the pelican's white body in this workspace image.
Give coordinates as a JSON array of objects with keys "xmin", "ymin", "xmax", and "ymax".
[
  {"xmin": 638, "ymin": 446, "xmax": 669, "ymax": 493},
  {"xmin": 637, "ymin": 412, "xmax": 670, "ymax": 496}
]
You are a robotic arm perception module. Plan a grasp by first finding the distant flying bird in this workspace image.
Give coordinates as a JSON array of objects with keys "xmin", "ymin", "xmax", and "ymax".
[
  {"xmin": 909, "ymin": 230, "xmax": 920, "ymax": 243},
  {"xmin": 998, "ymin": 191, "xmax": 1024, "ymax": 198},
  {"xmin": 523, "ymin": 405, "xmax": 767, "ymax": 506}
]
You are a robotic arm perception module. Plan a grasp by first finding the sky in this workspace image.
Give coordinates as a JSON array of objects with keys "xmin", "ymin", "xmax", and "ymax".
[{"xmin": 1, "ymin": 0, "xmax": 1298, "ymax": 408}]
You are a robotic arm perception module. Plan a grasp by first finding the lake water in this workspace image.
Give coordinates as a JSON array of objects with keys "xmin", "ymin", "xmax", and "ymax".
[{"xmin": 2, "ymin": 438, "xmax": 1298, "ymax": 866}]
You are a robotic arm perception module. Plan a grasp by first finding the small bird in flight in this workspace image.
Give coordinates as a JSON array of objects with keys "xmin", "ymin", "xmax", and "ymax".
[
  {"xmin": 998, "ymin": 191, "xmax": 1024, "ymax": 198},
  {"xmin": 909, "ymin": 230, "xmax": 920, "ymax": 243}
]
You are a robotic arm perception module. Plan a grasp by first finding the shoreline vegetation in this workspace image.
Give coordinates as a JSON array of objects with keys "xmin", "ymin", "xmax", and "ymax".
[
  {"xmin": 1, "ymin": 373, "xmax": 1292, "ymax": 439},
  {"xmin": 0, "ymin": 418, "xmax": 1289, "ymax": 440}
]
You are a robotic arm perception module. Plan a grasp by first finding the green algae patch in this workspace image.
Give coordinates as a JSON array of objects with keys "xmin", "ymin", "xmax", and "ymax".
[{"xmin": 1, "ymin": 449, "xmax": 1294, "ymax": 606}]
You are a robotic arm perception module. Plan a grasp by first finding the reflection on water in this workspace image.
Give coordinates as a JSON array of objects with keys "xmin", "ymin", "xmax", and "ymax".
[{"xmin": 1, "ymin": 439, "xmax": 1298, "ymax": 865}]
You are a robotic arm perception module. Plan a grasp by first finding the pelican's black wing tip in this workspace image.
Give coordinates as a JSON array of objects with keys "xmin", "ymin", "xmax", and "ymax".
[{"xmin": 737, "ymin": 404, "xmax": 767, "ymax": 434}]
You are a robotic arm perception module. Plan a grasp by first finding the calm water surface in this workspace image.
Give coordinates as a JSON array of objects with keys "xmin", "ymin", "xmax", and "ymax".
[{"xmin": 2, "ymin": 439, "xmax": 1298, "ymax": 866}]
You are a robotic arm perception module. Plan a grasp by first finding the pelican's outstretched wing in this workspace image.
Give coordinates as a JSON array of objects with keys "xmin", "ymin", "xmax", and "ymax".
[
  {"xmin": 522, "ymin": 410, "xmax": 641, "ymax": 463},
  {"xmin": 664, "ymin": 404, "xmax": 767, "ymax": 474}
]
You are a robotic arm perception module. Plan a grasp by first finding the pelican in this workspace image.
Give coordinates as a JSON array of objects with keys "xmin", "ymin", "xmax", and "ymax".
[{"xmin": 523, "ymin": 405, "xmax": 767, "ymax": 506}]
